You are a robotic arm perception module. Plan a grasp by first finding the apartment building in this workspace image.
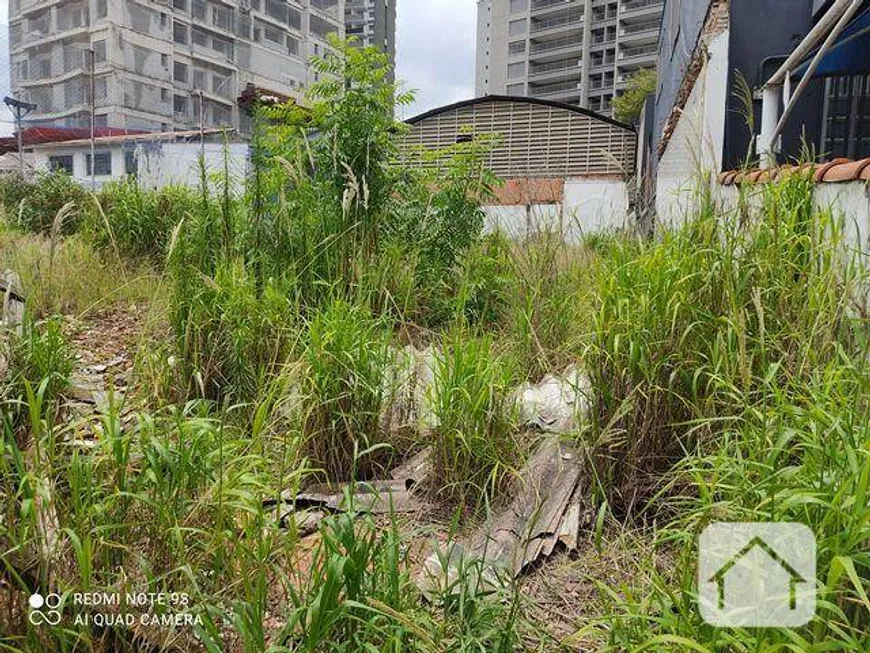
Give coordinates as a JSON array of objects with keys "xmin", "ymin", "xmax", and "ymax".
[
  {"xmin": 344, "ymin": 0, "xmax": 395, "ymax": 79},
  {"xmin": 7, "ymin": 0, "xmax": 345, "ymax": 135},
  {"xmin": 476, "ymin": 0, "xmax": 664, "ymax": 117}
]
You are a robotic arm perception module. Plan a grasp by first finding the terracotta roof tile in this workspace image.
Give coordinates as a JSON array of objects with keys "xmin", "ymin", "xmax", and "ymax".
[
  {"xmin": 821, "ymin": 158, "xmax": 870, "ymax": 182},
  {"xmin": 491, "ymin": 178, "xmax": 565, "ymax": 206},
  {"xmin": 720, "ymin": 171, "xmax": 738, "ymax": 186},
  {"xmin": 718, "ymin": 158, "xmax": 870, "ymax": 185}
]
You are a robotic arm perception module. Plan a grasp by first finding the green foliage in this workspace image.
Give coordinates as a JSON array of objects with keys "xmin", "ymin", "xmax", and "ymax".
[
  {"xmin": 2, "ymin": 171, "xmax": 89, "ymax": 235},
  {"xmin": 585, "ymin": 173, "xmax": 855, "ymax": 506},
  {"xmin": 611, "ymin": 68, "xmax": 656, "ymax": 125},
  {"xmin": 430, "ymin": 329, "xmax": 519, "ymax": 510},
  {"xmin": 88, "ymin": 178, "xmax": 200, "ymax": 260},
  {"xmin": 299, "ymin": 300, "xmax": 392, "ymax": 481},
  {"xmin": 579, "ymin": 173, "xmax": 870, "ymax": 650},
  {"xmin": 169, "ymin": 259, "xmax": 298, "ymax": 404},
  {"xmin": 1, "ymin": 317, "xmax": 74, "ymax": 427}
]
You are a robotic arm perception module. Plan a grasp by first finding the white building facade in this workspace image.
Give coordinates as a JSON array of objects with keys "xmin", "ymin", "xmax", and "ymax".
[
  {"xmin": 8, "ymin": 0, "xmax": 345, "ymax": 135},
  {"xmin": 476, "ymin": 0, "xmax": 663, "ymax": 117}
]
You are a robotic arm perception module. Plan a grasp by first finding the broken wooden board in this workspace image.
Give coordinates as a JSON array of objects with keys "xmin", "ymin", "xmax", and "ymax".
[
  {"xmin": 1, "ymin": 271, "xmax": 25, "ymax": 332},
  {"xmin": 275, "ymin": 478, "xmax": 429, "ymax": 516},
  {"xmin": 390, "ymin": 446, "xmax": 432, "ymax": 490},
  {"xmin": 420, "ymin": 436, "xmax": 589, "ymax": 593}
]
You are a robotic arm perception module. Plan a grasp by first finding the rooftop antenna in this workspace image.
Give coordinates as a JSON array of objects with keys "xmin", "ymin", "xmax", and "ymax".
[{"xmin": 4, "ymin": 96, "xmax": 37, "ymax": 177}]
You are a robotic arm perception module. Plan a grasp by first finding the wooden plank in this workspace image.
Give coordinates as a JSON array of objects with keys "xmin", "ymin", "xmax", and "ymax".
[{"xmin": 468, "ymin": 436, "xmax": 585, "ymax": 576}]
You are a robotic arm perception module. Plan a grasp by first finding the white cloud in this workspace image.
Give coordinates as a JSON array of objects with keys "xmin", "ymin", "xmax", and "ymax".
[{"xmin": 395, "ymin": 0, "xmax": 476, "ymax": 119}]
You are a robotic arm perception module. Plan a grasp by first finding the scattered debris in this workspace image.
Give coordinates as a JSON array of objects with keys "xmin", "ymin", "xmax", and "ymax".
[
  {"xmin": 0, "ymin": 271, "xmax": 25, "ymax": 333},
  {"xmin": 390, "ymin": 446, "xmax": 433, "ymax": 490},
  {"xmin": 513, "ymin": 365, "xmax": 591, "ymax": 434},
  {"xmin": 381, "ymin": 345, "xmax": 438, "ymax": 434},
  {"xmin": 420, "ymin": 436, "xmax": 591, "ymax": 592}
]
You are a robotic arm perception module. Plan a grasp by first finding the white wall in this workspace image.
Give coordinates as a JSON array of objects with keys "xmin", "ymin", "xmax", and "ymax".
[
  {"xmin": 137, "ymin": 142, "xmax": 249, "ymax": 193},
  {"xmin": 33, "ymin": 141, "xmax": 250, "ymax": 194},
  {"xmin": 32, "ymin": 144, "xmax": 129, "ymax": 189},
  {"xmin": 656, "ymin": 29, "xmax": 730, "ymax": 226},
  {"xmin": 482, "ymin": 176, "xmax": 630, "ymax": 243},
  {"xmin": 717, "ymin": 181, "xmax": 870, "ymax": 261}
]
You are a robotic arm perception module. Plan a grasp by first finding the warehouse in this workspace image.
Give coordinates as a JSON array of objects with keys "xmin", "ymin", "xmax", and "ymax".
[{"xmin": 400, "ymin": 95, "xmax": 637, "ymax": 239}]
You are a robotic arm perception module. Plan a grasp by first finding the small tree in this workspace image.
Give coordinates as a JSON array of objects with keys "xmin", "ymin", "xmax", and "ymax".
[{"xmin": 612, "ymin": 68, "xmax": 657, "ymax": 125}]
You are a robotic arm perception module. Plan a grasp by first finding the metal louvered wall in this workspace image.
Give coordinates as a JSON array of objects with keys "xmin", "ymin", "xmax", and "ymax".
[{"xmin": 400, "ymin": 100, "xmax": 637, "ymax": 179}]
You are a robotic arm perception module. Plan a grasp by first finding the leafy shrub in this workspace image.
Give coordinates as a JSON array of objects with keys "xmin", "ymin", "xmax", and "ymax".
[
  {"xmin": 9, "ymin": 171, "xmax": 89, "ymax": 235},
  {"xmin": 88, "ymin": 178, "xmax": 200, "ymax": 260},
  {"xmin": 611, "ymin": 68, "xmax": 656, "ymax": 125},
  {"xmin": 0, "ymin": 173, "xmax": 35, "ymax": 215}
]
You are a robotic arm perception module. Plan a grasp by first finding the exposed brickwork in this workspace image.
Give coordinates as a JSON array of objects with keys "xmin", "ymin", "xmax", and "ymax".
[
  {"xmin": 657, "ymin": 0, "xmax": 730, "ymax": 158},
  {"xmin": 490, "ymin": 178, "xmax": 565, "ymax": 206}
]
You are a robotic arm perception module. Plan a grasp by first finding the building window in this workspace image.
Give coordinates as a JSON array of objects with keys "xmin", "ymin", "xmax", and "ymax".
[
  {"xmin": 86, "ymin": 152, "xmax": 112, "ymax": 176},
  {"xmin": 93, "ymin": 40, "xmax": 107, "ymax": 63},
  {"xmin": 508, "ymin": 19, "xmax": 526, "ymax": 36},
  {"xmin": 823, "ymin": 74, "xmax": 870, "ymax": 160},
  {"xmin": 509, "ymin": 40, "xmax": 526, "ymax": 55},
  {"xmin": 507, "ymin": 62, "xmax": 526, "ymax": 79},
  {"xmin": 510, "ymin": 0, "xmax": 528, "ymax": 13},
  {"xmin": 48, "ymin": 155, "xmax": 74, "ymax": 175},
  {"xmin": 173, "ymin": 0, "xmax": 188, "ymax": 11},
  {"xmin": 174, "ymin": 21, "xmax": 188, "ymax": 45},
  {"xmin": 174, "ymin": 94, "xmax": 188, "ymax": 115},
  {"xmin": 174, "ymin": 61, "xmax": 188, "ymax": 82},
  {"xmin": 96, "ymin": 0, "xmax": 107, "ymax": 19},
  {"xmin": 507, "ymin": 82, "xmax": 525, "ymax": 96},
  {"xmin": 124, "ymin": 150, "xmax": 138, "ymax": 176}
]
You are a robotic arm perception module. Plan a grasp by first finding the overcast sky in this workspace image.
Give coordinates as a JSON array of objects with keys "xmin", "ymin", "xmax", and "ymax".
[
  {"xmin": 0, "ymin": 0, "xmax": 477, "ymax": 133},
  {"xmin": 395, "ymin": 1, "xmax": 476, "ymax": 119}
]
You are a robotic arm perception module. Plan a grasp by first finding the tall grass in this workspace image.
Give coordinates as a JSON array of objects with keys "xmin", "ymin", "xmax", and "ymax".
[
  {"xmin": 582, "ymin": 174, "xmax": 870, "ymax": 649},
  {"xmin": 299, "ymin": 299, "xmax": 393, "ymax": 480},
  {"xmin": 585, "ymin": 173, "xmax": 857, "ymax": 508},
  {"xmin": 430, "ymin": 328, "xmax": 520, "ymax": 510}
]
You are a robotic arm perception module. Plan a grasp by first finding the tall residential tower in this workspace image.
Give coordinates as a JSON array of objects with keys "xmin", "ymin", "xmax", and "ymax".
[
  {"xmin": 476, "ymin": 0, "xmax": 663, "ymax": 117},
  {"xmin": 344, "ymin": 0, "xmax": 396, "ymax": 79},
  {"xmin": 8, "ymin": 0, "xmax": 345, "ymax": 134}
]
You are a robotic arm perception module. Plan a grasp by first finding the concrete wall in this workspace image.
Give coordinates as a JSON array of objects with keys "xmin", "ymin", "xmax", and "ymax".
[
  {"xmin": 137, "ymin": 142, "xmax": 249, "ymax": 193},
  {"xmin": 482, "ymin": 176, "xmax": 630, "ymax": 242},
  {"xmin": 653, "ymin": 0, "xmax": 714, "ymax": 174},
  {"xmin": 656, "ymin": 27, "xmax": 730, "ymax": 225},
  {"xmin": 32, "ymin": 144, "xmax": 130, "ymax": 189},
  {"xmin": 32, "ymin": 140, "xmax": 250, "ymax": 193},
  {"xmin": 715, "ymin": 181, "xmax": 870, "ymax": 260}
]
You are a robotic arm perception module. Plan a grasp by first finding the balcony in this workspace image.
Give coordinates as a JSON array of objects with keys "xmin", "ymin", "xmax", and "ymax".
[
  {"xmin": 530, "ymin": 34, "xmax": 583, "ymax": 55},
  {"xmin": 531, "ymin": 12, "xmax": 584, "ymax": 35},
  {"xmin": 619, "ymin": 19, "xmax": 660, "ymax": 42},
  {"xmin": 531, "ymin": 0, "xmax": 582, "ymax": 16},
  {"xmin": 620, "ymin": 0, "xmax": 664, "ymax": 19},
  {"xmin": 529, "ymin": 79, "xmax": 581, "ymax": 98},
  {"xmin": 618, "ymin": 43, "xmax": 658, "ymax": 68},
  {"xmin": 529, "ymin": 59, "xmax": 582, "ymax": 79}
]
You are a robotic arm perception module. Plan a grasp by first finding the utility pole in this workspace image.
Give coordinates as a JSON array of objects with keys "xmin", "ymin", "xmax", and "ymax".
[
  {"xmin": 88, "ymin": 48, "xmax": 96, "ymax": 191},
  {"xmin": 4, "ymin": 96, "xmax": 37, "ymax": 177},
  {"xmin": 197, "ymin": 89, "xmax": 205, "ymax": 158}
]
